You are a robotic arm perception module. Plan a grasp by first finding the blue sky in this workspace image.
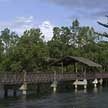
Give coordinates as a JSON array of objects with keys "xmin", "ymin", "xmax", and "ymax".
[{"xmin": 0, "ymin": 0, "xmax": 108, "ymax": 41}]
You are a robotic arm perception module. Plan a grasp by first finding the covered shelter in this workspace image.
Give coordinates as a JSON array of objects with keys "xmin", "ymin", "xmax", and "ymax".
[
  {"xmin": 49, "ymin": 56, "xmax": 102, "ymax": 79},
  {"xmin": 49, "ymin": 56, "xmax": 102, "ymax": 89},
  {"xmin": 50, "ymin": 56, "xmax": 102, "ymax": 67}
]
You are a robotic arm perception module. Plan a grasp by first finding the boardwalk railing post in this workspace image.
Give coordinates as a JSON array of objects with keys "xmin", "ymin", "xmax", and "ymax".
[
  {"xmin": 84, "ymin": 67, "xmax": 87, "ymax": 89},
  {"xmin": 51, "ymin": 71, "xmax": 57, "ymax": 93},
  {"xmin": 19, "ymin": 70, "xmax": 27, "ymax": 95},
  {"xmin": 74, "ymin": 63, "xmax": 78, "ymax": 89},
  {"xmin": 99, "ymin": 71, "xmax": 103, "ymax": 86}
]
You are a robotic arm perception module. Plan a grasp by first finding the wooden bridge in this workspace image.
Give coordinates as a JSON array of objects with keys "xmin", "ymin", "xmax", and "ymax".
[
  {"xmin": 0, "ymin": 56, "xmax": 107, "ymax": 97},
  {"xmin": 0, "ymin": 72, "xmax": 108, "ymax": 85},
  {"xmin": 0, "ymin": 72, "xmax": 107, "ymax": 97}
]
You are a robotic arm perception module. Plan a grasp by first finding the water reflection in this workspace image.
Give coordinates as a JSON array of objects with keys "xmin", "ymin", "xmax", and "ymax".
[
  {"xmin": 83, "ymin": 89, "xmax": 87, "ymax": 93},
  {"xmin": 20, "ymin": 95, "xmax": 27, "ymax": 108},
  {"xmin": 0, "ymin": 87, "xmax": 107, "ymax": 108},
  {"xmin": 93, "ymin": 87, "xmax": 98, "ymax": 93},
  {"xmin": 74, "ymin": 89, "xmax": 87, "ymax": 93},
  {"xmin": 99, "ymin": 86, "xmax": 103, "ymax": 91}
]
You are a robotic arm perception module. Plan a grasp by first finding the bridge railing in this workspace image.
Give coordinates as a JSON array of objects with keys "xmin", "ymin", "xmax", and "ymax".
[
  {"xmin": 0, "ymin": 72, "xmax": 108, "ymax": 84},
  {"xmin": 0, "ymin": 73, "xmax": 23, "ymax": 84}
]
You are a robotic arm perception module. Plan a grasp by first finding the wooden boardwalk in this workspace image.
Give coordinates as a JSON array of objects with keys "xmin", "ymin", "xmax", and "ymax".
[{"xmin": 0, "ymin": 72, "xmax": 108, "ymax": 85}]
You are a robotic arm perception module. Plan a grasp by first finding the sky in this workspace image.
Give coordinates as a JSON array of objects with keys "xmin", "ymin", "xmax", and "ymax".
[{"xmin": 0, "ymin": 0, "xmax": 108, "ymax": 41}]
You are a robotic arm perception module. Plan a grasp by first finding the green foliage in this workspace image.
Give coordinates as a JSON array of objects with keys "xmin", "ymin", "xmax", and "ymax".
[{"xmin": 0, "ymin": 19, "xmax": 108, "ymax": 73}]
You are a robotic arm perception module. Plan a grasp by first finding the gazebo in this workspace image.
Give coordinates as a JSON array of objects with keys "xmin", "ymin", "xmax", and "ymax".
[{"xmin": 50, "ymin": 56, "xmax": 102, "ymax": 90}]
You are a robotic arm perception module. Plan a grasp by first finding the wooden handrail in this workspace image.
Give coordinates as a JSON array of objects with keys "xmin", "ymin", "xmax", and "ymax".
[{"xmin": 0, "ymin": 72, "xmax": 107, "ymax": 84}]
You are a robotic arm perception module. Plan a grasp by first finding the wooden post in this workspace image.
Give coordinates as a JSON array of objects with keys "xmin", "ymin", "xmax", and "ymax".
[
  {"xmin": 54, "ymin": 71, "xmax": 57, "ymax": 93},
  {"xmin": 75, "ymin": 63, "xmax": 78, "ymax": 89},
  {"xmin": 60, "ymin": 61, "xmax": 64, "ymax": 80},
  {"xmin": 51, "ymin": 81, "xmax": 57, "ymax": 93},
  {"xmin": 84, "ymin": 66, "xmax": 87, "ymax": 89},
  {"xmin": 51, "ymin": 71, "xmax": 57, "ymax": 93},
  {"xmin": 19, "ymin": 70, "xmax": 27, "ymax": 95},
  {"xmin": 83, "ymin": 66, "xmax": 86, "ymax": 78},
  {"xmin": 75, "ymin": 62, "xmax": 78, "ymax": 80},
  {"xmin": 75, "ymin": 63, "xmax": 78, "ymax": 74},
  {"xmin": 23, "ymin": 70, "xmax": 27, "ymax": 95},
  {"xmin": 84, "ymin": 79, "xmax": 87, "ymax": 89},
  {"xmin": 61, "ymin": 61, "xmax": 63, "ymax": 74}
]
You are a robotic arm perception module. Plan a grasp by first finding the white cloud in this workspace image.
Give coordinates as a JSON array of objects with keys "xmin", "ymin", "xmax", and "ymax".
[
  {"xmin": 11, "ymin": 16, "xmax": 35, "ymax": 34},
  {"xmin": 0, "ymin": 16, "xmax": 35, "ymax": 35},
  {"xmin": 39, "ymin": 21, "xmax": 53, "ymax": 41},
  {"xmin": 0, "ymin": 17, "xmax": 54, "ymax": 41},
  {"xmin": 15, "ymin": 16, "xmax": 34, "ymax": 24}
]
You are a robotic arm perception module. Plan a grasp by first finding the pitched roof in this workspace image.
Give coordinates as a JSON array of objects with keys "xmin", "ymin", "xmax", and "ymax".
[{"xmin": 50, "ymin": 56, "xmax": 102, "ymax": 67}]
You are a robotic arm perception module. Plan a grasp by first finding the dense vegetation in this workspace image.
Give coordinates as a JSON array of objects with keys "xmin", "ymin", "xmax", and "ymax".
[{"xmin": 0, "ymin": 19, "xmax": 108, "ymax": 73}]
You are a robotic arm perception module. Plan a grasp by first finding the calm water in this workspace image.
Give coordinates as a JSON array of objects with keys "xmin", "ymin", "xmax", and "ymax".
[{"xmin": 0, "ymin": 86, "xmax": 108, "ymax": 108}]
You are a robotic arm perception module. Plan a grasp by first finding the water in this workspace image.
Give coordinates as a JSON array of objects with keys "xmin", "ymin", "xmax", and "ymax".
[{"xmin": 0, "ymin": 86, "xmax": 108, "ymax": 108}]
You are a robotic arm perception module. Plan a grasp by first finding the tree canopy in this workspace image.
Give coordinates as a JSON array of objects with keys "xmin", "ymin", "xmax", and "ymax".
[{"xmin": 0, "ymin": 19, "xmax": 107, "ymax": 73}]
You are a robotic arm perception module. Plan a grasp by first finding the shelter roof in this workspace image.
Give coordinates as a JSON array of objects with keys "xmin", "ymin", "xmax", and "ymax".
[{"xmin": 50, "ymin": 56, "xmax": 102, "ymax": 67}]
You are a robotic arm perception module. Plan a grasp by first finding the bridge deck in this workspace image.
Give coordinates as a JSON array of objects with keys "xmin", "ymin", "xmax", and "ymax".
[{"xmin": 0, "ymin": 72, "xmax": 108, "ymax": 85}]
